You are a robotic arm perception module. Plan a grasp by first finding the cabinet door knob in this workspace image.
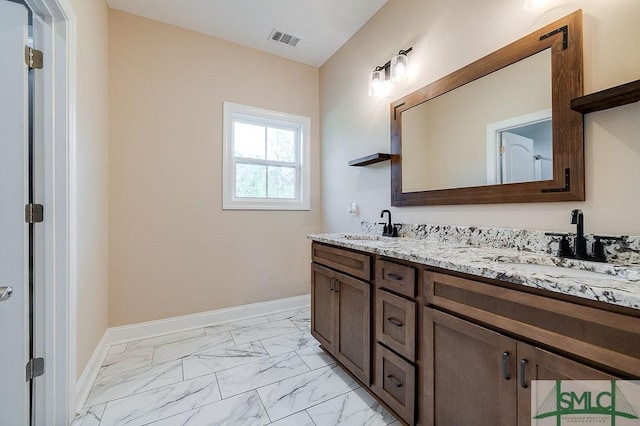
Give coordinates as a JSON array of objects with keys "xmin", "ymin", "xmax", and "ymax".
[
  {"xmin": 329, "ymin": 277, "xmax": 334, "ymax": 292},
  {"xmin": 520, "ymin": 359, "xmax": 529, "ymax": 389},
  {"xmin": 386, "ymin": 374, "xmax": 403, "ymax": 388},
  {"xmin": 502, "ymin": 352, "xmax": 511, "ymax": 380},
  {"xmin": 387, "ymin": 317, "xmax": 404, "ymax": 327}
]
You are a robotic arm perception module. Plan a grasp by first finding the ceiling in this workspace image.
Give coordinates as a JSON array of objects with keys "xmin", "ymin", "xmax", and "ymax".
[{"xmin": 106, "ymin": 0, "xmax": 389, "ymax": 67}]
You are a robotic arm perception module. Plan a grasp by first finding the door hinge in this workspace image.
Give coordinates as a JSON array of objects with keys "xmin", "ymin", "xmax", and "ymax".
[
  {"xmin": 25, "ymin": 203, "xmax": 44, "ymax": 224},
  {"xmin": 24, "ymin": 46, "xmax": 43, "ymax": 70},
  {"xmin": 500, "ymin": 146, "xmax": 506, "ymax": 154},
  {"xmin": 26, "ymin": 358, "xmax": 44, "ymax": 381}
]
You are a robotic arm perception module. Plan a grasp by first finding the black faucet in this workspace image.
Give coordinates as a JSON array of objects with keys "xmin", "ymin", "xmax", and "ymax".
[
  {"xmin": 570, "ymin": 209, "xmax": 587, "ymax": 258},
  {"xmin": 547, "ymin": 210, "xmax": 620, "ymax": 262},
  {"xmin": 380, "ymin": 210, "xmax": 398, "ymax": 237}
]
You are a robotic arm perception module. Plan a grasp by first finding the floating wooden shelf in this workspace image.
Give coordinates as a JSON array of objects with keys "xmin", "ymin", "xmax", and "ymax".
[
  {"xmin": 571, "ymin": 79, "xmax": 640, "ymax": 114},
  {"xmin": 348, "ymin": 153, "xmax": 392, "ymax": 167}
]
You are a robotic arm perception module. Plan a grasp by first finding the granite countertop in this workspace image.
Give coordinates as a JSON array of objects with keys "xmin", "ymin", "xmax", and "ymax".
[{"xmin": 308, "ymin": 232, "xmax": 640, "ymax": 310}]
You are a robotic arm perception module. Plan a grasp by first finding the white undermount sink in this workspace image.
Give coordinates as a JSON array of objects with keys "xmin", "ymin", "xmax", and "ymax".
[{"xmin": 498, "ymin": 262, "xmax": 625, "ymax": 281}]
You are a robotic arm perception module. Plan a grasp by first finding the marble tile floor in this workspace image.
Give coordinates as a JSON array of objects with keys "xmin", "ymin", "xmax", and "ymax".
[{"xmin": 71, "ymin": 307, "xmax": 400, "ymax": 426}]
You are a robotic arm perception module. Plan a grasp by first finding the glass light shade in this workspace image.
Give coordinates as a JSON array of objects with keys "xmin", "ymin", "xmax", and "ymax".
[
  {"xmin": 368, "ymin": 69, "xmax": 386, "ymax": 97},
  {"xmin": 391, "ymin": 53, "xmax": 409, "ymax": 84}
]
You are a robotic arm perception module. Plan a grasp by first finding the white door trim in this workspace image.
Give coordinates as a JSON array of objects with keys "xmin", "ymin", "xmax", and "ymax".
[
  {"xmin": 485, "ymin": 109, "xmax": 551, "ymax": 185},
  {"xmin": 25, "ymin": 0, "xmax": 76, "ymax": 423}
]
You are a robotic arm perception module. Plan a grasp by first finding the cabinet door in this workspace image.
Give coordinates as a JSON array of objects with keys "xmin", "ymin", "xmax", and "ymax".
[
  {"xmin": 311, "ymin": 263, "xmax": 336, "ymax": 353},
  {"xmin": 423, "ymin": 308, "xmax": 517, "ymax": 426},
  {"xmin": 335, "ymin": 271, "xmax": 371, "ymax": 385},
  {"xmin": 517, "ymin": 342, "xmax": 617, "ymax": 426}
]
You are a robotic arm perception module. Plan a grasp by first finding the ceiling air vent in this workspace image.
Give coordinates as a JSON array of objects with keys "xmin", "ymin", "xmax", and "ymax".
[{"xmin": 268, "ymin": 28, "xmax": 302, "ymax": 47}]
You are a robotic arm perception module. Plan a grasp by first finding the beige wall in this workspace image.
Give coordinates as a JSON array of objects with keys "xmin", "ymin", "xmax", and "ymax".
[
  {"xmin": 71, "ymin": 0, "xmax": 110, "ymax": 376},
  {"xmin": 108, "ymin": 10, "xmax": 321, "ymax": 326},
  {"xmin": 402, "ymin": 50, "xmax": 551, "ymax": 191},
  {"xmin": 320, "ymin": 0, "xmax": 640, "ymax": 235}
]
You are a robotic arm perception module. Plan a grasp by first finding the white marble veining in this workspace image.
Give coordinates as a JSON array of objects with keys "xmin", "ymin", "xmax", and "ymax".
[
  {"xmin": 268, "ymin": 411, "xmax": 315, "ymax": 426},
  {"xmin": 230, "ymin": 318, "xmax": 300, "ymax": 345},
  {"xmin": 182, "ymin": 341, "xmax": 270, "ymax": 380},
  {"xmin": 261, "ymin": 330, "xmax": 317, "ymax": 357},
  {"xmin": 71, "ymin": 404, "xmax": 106, "ymax": 426},
  {"xmin": 267, "ymin": 308, "xmax": 311, "ymax": 331},
  {"xmin": 152, "ymin": 331, "xmax": 234, "ymax": 365},
  {"xmin": 147, "ymin": 391, "xmax": 270, "ymax": 426},
  {"xmin": 126, "ymin": 328, "xmax": 205, "ymax": 352},
  {"xmin": 296, "ymin": 345, "xmax": 336, "ymax": 370},
  {"xmin": 107, "ymin": 343, "xmax": 127, "ymax": 356},
  {"xmin": 216, "ymin": 351, "xmax": 310, "ymax": 398},
  {"xmin": 307, "ymin": 387, "xmax": 397, "ymax": 426},
  {"xmin": 86, "ymin": 360, "xmax": 184, "ymax": 407},
  {"xmin": 79, "ymin": 307, "xmax": 399, "ymax": 425},
  {"xmin": 257, "ymin": 364, "xmax": 360, "ymax": 421},
  {"xmin": 99, "ymin": 374, "xmax": 221, "ymax": 426},
  {"xmin": 204, "ymin": 316, "xmax": 270, "ymax": 335},
  {"xmin": 99, "ymin": 347, "xmax": 154, "ymax": 377},
  {"xmin": 309, "ymin": 228, "xmax": 640, "ymax": 310}
]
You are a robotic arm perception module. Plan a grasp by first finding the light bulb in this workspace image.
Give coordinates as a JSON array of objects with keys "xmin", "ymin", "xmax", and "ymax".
[
  {"xmin": 391, "ymin": 53, "xmax": 409, "ymax": 84},
  {"xmin": 368, "ymin": 69, "xmax": 386, "ymax": 97}
]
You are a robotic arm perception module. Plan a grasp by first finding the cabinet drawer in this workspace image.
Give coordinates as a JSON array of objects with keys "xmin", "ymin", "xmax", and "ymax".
[
  {"xmin": 376, "ymin": 289, "xmax": 416, "ymax": 361},
  {"xmin": 424, "ymin": 270, "xmax": 640, "ymax": 376},
  {"xmin": 312, "ymin": 243, "xmax": 371, "ymax": 281},
  {"xmin": 376, "ymin": 259, "xmax": 416, "ymax": 297},
  {"xmin": 374, "ymin": 344, "xmax": 415, "ymax": 425}
]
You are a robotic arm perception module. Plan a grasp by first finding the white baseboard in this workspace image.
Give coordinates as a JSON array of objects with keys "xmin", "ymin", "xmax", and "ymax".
[
  {"xmin": 75, "ymin": 331, "xmax": 110, "ymax": 414},
  {"xmin": 75, "ymin": 294, "xmax": 310, "ymax": 412}
]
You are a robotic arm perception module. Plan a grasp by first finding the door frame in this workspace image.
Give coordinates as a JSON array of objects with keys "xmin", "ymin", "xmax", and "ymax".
[
  {"xmin": 24, "ymin": 0, "xmax": 76, "ymax": 423},
  {"xmin": 485, "ymin": 109, "xmax": 551, "ymax": 185}
]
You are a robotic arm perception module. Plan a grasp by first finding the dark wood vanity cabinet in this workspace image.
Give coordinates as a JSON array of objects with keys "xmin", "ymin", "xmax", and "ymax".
[
  {"xmin": 422, "ymin": 270, "xmax": 636, "ymax": 426},
  {"xmin": 423, "ymin": 309, "xmax": 517, "ymax": 426},
  {"xmin": 311, "ymin": 245, "xmax": 371, "ymax": 384},
  {"xmin": 311, "ymin": 242, "xmax": 640, "ymax": 425},
  {"xmin": 423, "ymin": 308, "xmax": 616, "ymax": 425}
]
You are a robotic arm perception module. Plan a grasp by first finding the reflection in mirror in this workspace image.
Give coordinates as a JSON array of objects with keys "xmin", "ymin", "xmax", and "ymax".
[
  {"xmin": 402, "ymin": 49, "xmax": 551, "ymax": 192},
  {"xmin": 488, "ymin": 112, "xmax": 552, "ymax": 185}
]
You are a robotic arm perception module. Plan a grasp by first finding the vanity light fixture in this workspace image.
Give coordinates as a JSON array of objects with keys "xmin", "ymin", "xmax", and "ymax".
[{"xmin": 368, "ymin": 47, "xmax": 412, "ymax": 97}]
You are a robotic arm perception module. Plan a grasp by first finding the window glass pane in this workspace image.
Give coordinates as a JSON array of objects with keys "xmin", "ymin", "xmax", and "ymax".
[
  {"xmin": 234, "ymin": 121, "xmax": 265, "ymax": 159},
  {"xmin": 267, "ymin": 166, "xmax": 296, "ymax": 199},
  {"xmin": 267, "ymin": 127, "xmax": 296, "ymax": 162},
  {"xmin": 235, "ymin": 163, "xmax": 266, "ymax": 198}
]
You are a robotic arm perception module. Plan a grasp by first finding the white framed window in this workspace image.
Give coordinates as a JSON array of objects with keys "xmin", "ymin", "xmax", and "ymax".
[{"xmin": 223, "ymin": 102, "xmax": 311, "ymax": 210}]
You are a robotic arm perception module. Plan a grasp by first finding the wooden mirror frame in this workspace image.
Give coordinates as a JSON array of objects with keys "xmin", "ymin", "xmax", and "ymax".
[{"xmin": 390, "ymin": 11, "xmax": 584, "ymax": 206}]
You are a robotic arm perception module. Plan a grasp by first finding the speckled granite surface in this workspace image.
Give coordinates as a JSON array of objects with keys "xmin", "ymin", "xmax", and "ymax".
[{"xmin": 309, "ymin": 223, "xmax": 640, "ymax": 310}]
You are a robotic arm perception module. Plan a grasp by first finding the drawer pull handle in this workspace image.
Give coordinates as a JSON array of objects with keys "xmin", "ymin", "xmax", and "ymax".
[
  {"xmin": 387, "ymin": 273, "xmax": 403, "ymax": 281},
  {"xmin": 387, "ymin": 317, "xmax": 404, "ymax": 327},
  {"xmin": 386, "ymin": 374, "xmax": 403, "ymax": 388},
  {"xmin": 520, "ymin": 359, "xmax": 528, "ymax": 389},
  {"xmin": 502, "ymin": 352, "xmax": 510, "ymax": 380}
]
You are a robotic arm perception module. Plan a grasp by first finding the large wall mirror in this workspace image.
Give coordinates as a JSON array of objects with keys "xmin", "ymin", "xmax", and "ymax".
[{"xmin": 391, "ymin": 11, "xmax": 584, "ymax": 206}]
